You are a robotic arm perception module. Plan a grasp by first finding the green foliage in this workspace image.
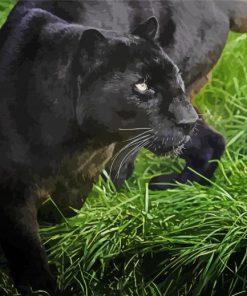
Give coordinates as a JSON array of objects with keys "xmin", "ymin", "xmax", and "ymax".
[
  {"xmin": 1, "ymin": 3, "xmax": 247, "ymax": 296},
  {"xmin": 0, "ymin": 0, "xmax": 15, "ymax": 24}
]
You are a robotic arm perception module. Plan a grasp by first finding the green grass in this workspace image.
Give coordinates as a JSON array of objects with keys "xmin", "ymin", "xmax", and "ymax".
[
  {"xmin": 1, "ymin": 2, "xmax": 247, "ymax": 296},
  {"xmin": 0, "ymin": 0, "xmax": 15, "ymax": 24}
]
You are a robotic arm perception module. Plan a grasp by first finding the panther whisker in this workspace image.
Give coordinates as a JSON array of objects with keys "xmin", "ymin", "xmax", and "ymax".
[
  {"xmin": 109, "ymin": 133, "xmax": 153, "ymax": 177},
  {"xmin": 118, "ymin": 127, "xmax": 151, "ymax": 131},
  {"xmin": 118, "ymin": 136, "xmax": 154, "ymax": 172},
  {"xmin": 173, "ymin": 143, "xmax": 185, "ymax": 157},
  {"xmin": 115, "ymin": 133, "xmax": 152, "ymax": 159},
  {"xmin": 121, "ymin": 129, "xmax": 153, "ymax": 143},
  {"xmin": 114, "ymin": 142, "xmax": 143, "ymax": 180},
  {"xmin": 145, "ymin": 135, "xmax": 156, "ymax": 150},
  {"xmin": 115, "ymin": 135, "xmax": 154, "ymax": 179},
  {"xmin": 124, "ymin": 135, "xmax": 155, "ymax": 166}
]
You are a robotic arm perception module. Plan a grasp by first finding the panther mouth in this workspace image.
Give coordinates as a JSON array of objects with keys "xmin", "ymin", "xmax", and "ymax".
[
  {"xmin": 171, "ymin": 135, "xmax": 191, "ymax": 156},
  {"xmin": 166, "ymin": 135, "xmax": 191, "ymax": 155},
  {"xmin": 178, "ymin": 135, "xmax": 191, "ymax": 146},
  {"xmin": 147, "ymin": 134, "xmax": 191, "ymax": 156}
]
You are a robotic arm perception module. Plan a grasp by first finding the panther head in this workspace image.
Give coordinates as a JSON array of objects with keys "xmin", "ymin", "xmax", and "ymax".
[{"xmin": 75, "ymin": 17, "xmax": 198, "ymax": 154}]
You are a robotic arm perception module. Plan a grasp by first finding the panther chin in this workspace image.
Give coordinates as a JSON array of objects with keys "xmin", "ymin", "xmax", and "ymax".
[{"xmin": 148, "ymin": 134, "xmax": 191, "ymax": 156}]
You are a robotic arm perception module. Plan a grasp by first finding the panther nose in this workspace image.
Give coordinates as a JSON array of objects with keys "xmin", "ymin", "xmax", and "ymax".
[
  {"xmin": 169, "ymin": 96, "xmax": 199, "ymax": 134},
  {"xmin": 177, "ymin": 118, "xmax": 197, "ymax": 134}
]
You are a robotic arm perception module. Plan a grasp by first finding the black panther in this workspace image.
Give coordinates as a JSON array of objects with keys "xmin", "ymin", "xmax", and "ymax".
[
  {"xmin": 8, "ymin": 0, "xmax": 247, "ymax": 191},
  {"xmin": 105, "ymin": 0, "xmax": 247, "ymax": 190},
  {"xmin": 0, "ymin": 4, "xmax": 198, "ymax": 295},
  {"xmin": 3, "ymin": 2, "xmax": 247, "ymax": 190}
]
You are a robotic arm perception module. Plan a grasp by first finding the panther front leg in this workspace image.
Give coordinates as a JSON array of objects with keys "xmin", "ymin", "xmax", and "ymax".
[
  {"xmin": 149, "ymin": 120, "xmax": 226, "ymax": 190},
  {"xmin": 0, "ymin": 183, "xmax": 56, "ymax": 296}
]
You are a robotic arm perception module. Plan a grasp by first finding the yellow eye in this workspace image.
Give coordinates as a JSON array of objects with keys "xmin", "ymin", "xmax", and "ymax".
[{"xmin": 135, "ymin": 82, "xmax": 148, "ymax": 93}]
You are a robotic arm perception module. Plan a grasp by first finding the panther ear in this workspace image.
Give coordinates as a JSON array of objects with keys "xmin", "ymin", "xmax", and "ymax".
[
  {"xmin": 132, "ymin": 16, "xmax": 159, "ymax": 40},
  {"xmin": 79, "ymin": 29, "xmax": 108, "ymax": 57}
]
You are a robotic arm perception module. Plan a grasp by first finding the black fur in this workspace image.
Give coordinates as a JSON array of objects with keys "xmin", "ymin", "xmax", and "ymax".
[
  {"xmin": 4, "ymin": 2, "xmax": 247, "ymax": 193},
  {"xmin": 0, "ymin": 3, "xmax": 198, "ymax": 294}
]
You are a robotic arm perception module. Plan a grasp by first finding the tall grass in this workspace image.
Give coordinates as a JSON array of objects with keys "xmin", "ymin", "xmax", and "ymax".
[{"xmin": 1, "ymin": 2, "xmax": 247, "ymax": 296}]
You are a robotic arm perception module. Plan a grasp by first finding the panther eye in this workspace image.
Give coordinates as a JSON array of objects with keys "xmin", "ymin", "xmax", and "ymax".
[{"xmin": 135, "ymin": 82, "xmax": 148, "ymax": 93}]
